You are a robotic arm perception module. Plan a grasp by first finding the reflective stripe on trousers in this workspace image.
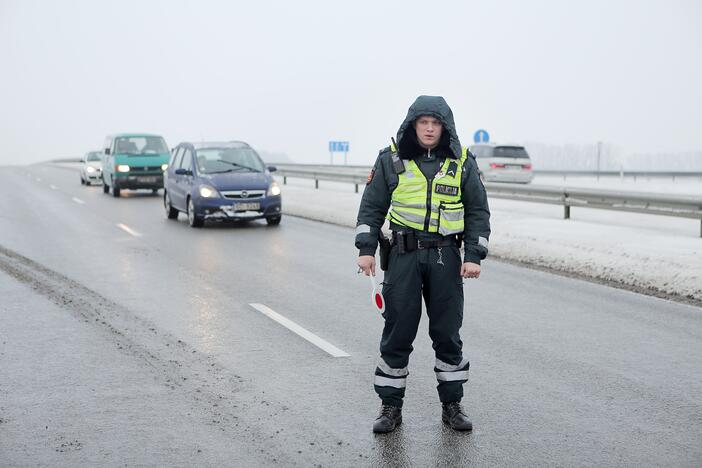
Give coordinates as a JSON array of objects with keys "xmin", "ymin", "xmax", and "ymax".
[
  {"xmin": 377, "ymin": 358, "xmax": 409, "ymax": 377},
  {"xmin": 435, "ymin": 357, "xmax": 469, "ymax": 382},
  {"xmin": 374, "ymin": 375, "xmax": 407, "ymax": 388}
]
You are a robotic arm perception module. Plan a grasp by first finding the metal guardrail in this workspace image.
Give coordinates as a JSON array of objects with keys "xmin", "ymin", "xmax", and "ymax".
[
  {"xmin": 533, "ymin": 169, "xmax": 702, "ymax": 182},
  {"xmin": 273, "ymin": 164, "xmax": 702, "ymax": 237},
  {"xmin": 274, "ymin": 165, "xmax": 370, "ymax": 192}
]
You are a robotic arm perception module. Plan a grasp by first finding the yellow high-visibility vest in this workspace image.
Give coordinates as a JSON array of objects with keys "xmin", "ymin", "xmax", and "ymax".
[{"xmin": 387, "ymin": 145, "xmax": 466, "ymax": 235}]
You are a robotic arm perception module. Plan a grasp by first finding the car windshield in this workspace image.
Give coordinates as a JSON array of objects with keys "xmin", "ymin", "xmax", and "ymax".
[
  {"xmin": 114, "ymin": 136, "xmax": 168, "ymax": 155},
  {"xmin": 195, "ymin": 147, "xmax": 265, "ymax": 174},
  {"xmin": 86, "ymin": 152, "xmax": 101, "ymax": 161},
  {"xmin": 494, "ymin": 146, "xmax": 529, "ymax": 158}
]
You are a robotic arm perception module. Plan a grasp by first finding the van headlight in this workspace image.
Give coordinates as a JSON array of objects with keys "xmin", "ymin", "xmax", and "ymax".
[
  {"xmin": 117, "ymin": 165, "xmax": 130, "ymax": 172},
  {"xmin": 199, "ymin": 185, "xmax": 219, "ymax": 198},
  {"xmin": 267, "ymin": 181, "xmax": 281, "ymax": 196},
  {"xmin": 161, "ymin": 164, "xmax": 168, "ymax": 171}
]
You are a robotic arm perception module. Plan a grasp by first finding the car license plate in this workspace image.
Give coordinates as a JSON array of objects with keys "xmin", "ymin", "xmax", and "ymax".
[
  {"xmin": 233, "ymin": 202, "xmax": 260, "ymax": 211},
  {"xmin": 506, "ymin": 165, "xmax": 521, "ymax": 169},
  {"xmin": 137, "ymin": 176, "xmax": 157, "ymax": 183}
]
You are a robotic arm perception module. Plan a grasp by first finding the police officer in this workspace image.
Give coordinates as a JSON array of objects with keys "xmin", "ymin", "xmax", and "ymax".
[{"xmin": 355, "ymin": 95, "xmax": 490, "ymax": 433}]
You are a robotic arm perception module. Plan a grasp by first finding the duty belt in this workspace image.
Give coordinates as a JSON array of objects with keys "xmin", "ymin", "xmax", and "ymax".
[{"xmin": 391, "ymin": 231, "xmax": 457, "ymax": 254}]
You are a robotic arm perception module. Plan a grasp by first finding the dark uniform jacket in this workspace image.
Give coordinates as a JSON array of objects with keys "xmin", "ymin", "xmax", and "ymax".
[{"xmin": 355, "ymin": 95, "xmax": 491, "ymax": 264}]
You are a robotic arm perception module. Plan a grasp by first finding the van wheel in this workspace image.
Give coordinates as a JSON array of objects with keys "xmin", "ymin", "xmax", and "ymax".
[
  {"xmin": 164, "ymin": 191, "xmax": 178, "ymax": 220},
  {"xmin": 112, "ymin": 184, "xmax": 121, "ymax": 198},
  {"xmin": 266, "ymin": 215, "xmax": 282, "ymax": 226},
  {"xmin": 187, "ymin": 198, "xmax": 203, "ymax": 228}
]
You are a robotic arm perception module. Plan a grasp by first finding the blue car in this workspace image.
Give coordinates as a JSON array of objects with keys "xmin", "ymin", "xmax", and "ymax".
[{"xmin": 163, "ymin": 141, "xmax": 282, "ymax": 227}]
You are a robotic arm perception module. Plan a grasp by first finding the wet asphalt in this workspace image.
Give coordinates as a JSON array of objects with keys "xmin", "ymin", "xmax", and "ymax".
[{"xmin": 1, "ymin": 163, "xmax": 701, "ymax": 467}]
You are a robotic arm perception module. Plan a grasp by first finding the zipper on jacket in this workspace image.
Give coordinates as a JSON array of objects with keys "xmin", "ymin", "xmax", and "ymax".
[
  {"xmin": 424, "ymin": 173, "xmax": 434, "ymax": 231},
  {"xmin": 417, "ymin": 148, "xmax": 433, "ymax": 232}
]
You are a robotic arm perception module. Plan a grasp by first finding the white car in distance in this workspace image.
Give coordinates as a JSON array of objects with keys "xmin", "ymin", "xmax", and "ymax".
[
  {"xmin": 468, "ymin": 143, "xmax": 534, "ymax": 184},
  {"xmin": 80, "ymin": 151, "xmax": 103, "ymax": 186}
]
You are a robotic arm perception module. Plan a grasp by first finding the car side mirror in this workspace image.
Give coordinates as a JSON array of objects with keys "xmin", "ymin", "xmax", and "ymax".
[
  {"xmin": 267, "ymin": 165, "xmax": 277, "ymax": 172},
  {"xmin": 104, "ymin": 148, "xmax": 111, "ymax": 155},
  {"xmin": 174, "ymin": 168, "xmax": 192, "ymax": 176}
]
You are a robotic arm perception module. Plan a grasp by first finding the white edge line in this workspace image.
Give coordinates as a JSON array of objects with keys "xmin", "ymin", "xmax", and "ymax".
[
  {"xmin": 71, "ymin": 197, "xmax": 85, "ymax": 204},
  {"xmin": 116, "ymin": 223, "xmax": 142, "ymax": 237},
  {"xmin": 50, "ymin": 184, "xmax": 57, "ymax": 190},
  {"xmin": 249, "ymin": 303, "xmax": 350, "ymax": 358}
]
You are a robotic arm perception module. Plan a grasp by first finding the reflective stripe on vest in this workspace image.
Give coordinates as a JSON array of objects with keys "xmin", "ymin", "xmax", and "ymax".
[{"xmin": 387, "ymin": 153, "xmax": 466, "ymax": 235}]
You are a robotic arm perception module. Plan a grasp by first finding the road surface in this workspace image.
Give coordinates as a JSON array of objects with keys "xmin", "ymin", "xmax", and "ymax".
[{"xmin": 1, "ymin": 164, "xmax": 700, "ymax": 466}]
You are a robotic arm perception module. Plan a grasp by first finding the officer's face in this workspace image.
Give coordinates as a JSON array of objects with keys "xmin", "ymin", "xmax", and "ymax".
[{"xmin": 414, "ymin": 116, "xmax": 443, "ymax": 149}]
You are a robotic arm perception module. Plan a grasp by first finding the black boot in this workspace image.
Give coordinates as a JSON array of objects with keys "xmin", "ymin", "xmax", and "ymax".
[
  {"xmin": 373, "ymin": 404, "xmax": 402, "ymax": 433},
  {"xmin": 442, "ymin": 402, "xmax": 473, "ymax": 431}
]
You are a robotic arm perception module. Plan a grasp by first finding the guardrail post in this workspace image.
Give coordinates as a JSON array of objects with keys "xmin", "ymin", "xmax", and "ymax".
[
  {"xmin": 315, "ymin": 179, "xmax": 319, "ymax": 189},
  {"xmin": 283, "ymin": 176, "xmax": 287, "ymax": 184},
  {"xmin": 355, "ymin": 183, "xmax": 359, "ymax": 193},
  {"xmin": 564, "ymin": 204, "xmax": 570, "ymax": 219}
]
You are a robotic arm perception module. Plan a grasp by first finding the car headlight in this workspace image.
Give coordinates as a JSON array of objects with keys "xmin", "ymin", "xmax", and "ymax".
[
  {"xmin": 161, "ymin": 164, "xmax": 168, "ymax": 171},
  {"xmin": 117, "ymin": 164, "xmax": 130, "ymax": 173},
  {"xmin": 86, "ymin": 166, "xmax": 96, "ymax": 173},
  {"xmin": 267, "ymin": 181, "xmax": 281, "ymax": 196},
  {"xmin": 199, "ymin": 185, "xmax": 219, "ymax": 198}
]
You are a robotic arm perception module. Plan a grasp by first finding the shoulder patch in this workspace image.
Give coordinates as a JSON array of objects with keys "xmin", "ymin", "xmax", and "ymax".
[{"xmin": 366, "ymin": 168, "xmax": 376, "ymax": 185}]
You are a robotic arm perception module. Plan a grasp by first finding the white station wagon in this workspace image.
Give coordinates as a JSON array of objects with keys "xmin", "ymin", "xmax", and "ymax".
[{"xmin": 468, "ymin": 143, "xmax": 534, "ymax": 184}]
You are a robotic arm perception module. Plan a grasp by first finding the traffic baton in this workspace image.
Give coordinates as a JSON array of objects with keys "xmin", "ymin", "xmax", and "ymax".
[{"xmin": 369, "ymin": 273, "xmax": 386, "ymax": 316}]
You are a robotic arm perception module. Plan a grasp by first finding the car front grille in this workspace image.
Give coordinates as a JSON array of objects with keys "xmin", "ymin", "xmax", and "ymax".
[
  {"xmin": 129, "ymin": 166, "xmax": 163, "ymax": 173},
  {"xmin": 220, "ymin": 190, "xmax": 265, "ymax": 199}
]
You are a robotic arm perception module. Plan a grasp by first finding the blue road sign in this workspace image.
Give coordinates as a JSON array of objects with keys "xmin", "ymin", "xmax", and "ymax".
[
  {"xmin": 329, "ymin": 141, "xmax": 350, "ymax": 152},
  {"xmin": 473, "ymin": 129, "xmax": 489, "ymax": 143}
]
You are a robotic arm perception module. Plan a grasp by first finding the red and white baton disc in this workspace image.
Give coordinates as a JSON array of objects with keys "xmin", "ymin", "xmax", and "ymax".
[{"xmin": 369, "ymin": 274, "xmax": 385, "ymax": 315}]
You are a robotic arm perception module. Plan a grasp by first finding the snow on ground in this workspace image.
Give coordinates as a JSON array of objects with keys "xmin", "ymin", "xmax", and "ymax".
[{"xmin": 277, "ymin": 177, "xmax": 702, "ymax": 303}]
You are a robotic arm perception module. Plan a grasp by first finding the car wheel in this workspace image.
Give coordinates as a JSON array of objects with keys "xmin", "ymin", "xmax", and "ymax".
[
  {"xmin": 112, "ymin": 182, "xmax": 121, "ymax": 198},
  {"xmin": 80, "ymin": 175, "xmax": 85, "ymax": 185},
  {"xmin": 266, "ymin": 215, "xmax": 282, "ymax": 226},
  {"xmin": 102, "ymin": 178, "xmax": 109, "ymax": 194},
  {"xmin": 187, "ymin": 197, "xmax": 203, "ymax": 228},
  {"xmin": 152, "ymin": 188, "xmax": 159, "ymax": 195},
  {"xmin": 164, "ymin": 191, "xmax": 178, "ymax": 220}
]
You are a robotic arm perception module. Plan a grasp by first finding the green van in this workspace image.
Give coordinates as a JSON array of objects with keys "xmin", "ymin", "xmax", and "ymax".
[{"xmin": 101, "ymin": 133, "xmax": 170, "ymax": 197}]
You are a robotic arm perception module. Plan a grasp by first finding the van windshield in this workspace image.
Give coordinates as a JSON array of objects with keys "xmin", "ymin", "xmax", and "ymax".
[
  {"xmin": 494, "ymin": 146, "xmax": 529, "ymax": 158},
  {"xmin": 114, "ymin": 136, "xmax": 168, "ymax": 155},
  {"xmin": 195, "ymin": 147, "xmax": 265, "ymax": 174}
]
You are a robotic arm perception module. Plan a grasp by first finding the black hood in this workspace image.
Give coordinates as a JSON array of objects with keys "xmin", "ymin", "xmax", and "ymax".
[{"xmin": 396, "ymin": 95, "xmax": 462, "ymax": 160}]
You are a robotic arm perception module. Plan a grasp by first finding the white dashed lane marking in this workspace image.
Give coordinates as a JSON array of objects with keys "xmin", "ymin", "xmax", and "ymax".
[
  {"xmin": 72, "ymin": 197, "xmax": 85, "ymax": 205},
  {"xmin": 116, "ymin": 223, "xmax": 142, "ymax": 237},
  {"xmin": 50, "ymin": 184, "xmax": 57, "ymax": 190},
  {"xmin": 249, "ymin": 303, "xmax": 350, "ymax": 358}
]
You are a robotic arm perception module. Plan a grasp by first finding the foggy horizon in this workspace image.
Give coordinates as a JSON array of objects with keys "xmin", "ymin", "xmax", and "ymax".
[{"xmin": 1, "ymin": 0, "xmax": 700, "ymax": 167}]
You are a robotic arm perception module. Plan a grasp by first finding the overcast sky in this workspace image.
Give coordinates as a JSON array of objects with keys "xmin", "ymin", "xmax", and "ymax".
[{"xmin": 1, "ymin": 0, "xmax": 700, "ymax": 166}]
